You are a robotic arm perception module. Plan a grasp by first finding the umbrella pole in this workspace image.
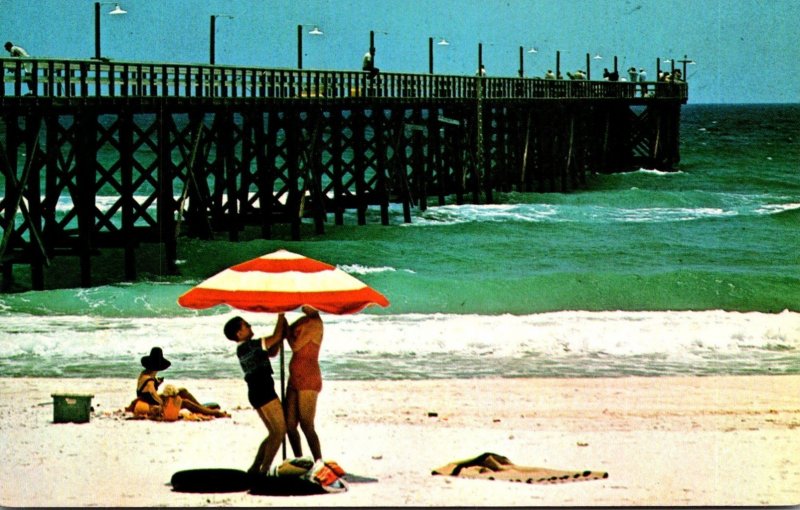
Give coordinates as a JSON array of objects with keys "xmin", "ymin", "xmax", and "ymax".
[{"xmin": 280, "ymin": 345, "xmax": 287, "ymax": 460}]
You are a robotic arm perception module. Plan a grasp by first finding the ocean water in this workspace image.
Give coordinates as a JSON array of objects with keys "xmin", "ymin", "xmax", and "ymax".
[{"xmin": 0, "ymin": 104, "xmax": 798, "ymax": 380}]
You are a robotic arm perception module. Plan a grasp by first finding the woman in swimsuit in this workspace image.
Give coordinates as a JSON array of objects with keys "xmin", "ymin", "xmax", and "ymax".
[
  {"xmin": 284, "ymin": 305, "xmax": 324, "ymax": 460},
  {"xmin": 134, "ymin": 347, "xmax": 229, "ymax": 418}
]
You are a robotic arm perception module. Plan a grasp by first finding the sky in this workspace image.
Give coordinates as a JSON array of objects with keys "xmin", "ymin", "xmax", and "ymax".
[{"xmin": 1, "ymin": 0, "xmax": 798, "ymax": 104}]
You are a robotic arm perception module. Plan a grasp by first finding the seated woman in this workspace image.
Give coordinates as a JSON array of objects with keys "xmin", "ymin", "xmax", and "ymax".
[{"xmin": 128, "ymin": 347, "xmax": 229, "ymax": 419}]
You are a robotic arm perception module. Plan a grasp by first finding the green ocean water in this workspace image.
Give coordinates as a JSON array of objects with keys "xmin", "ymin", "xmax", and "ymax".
[{"xmin": 0, "ymin": 104, "xmax": 798, "ymax": 379}]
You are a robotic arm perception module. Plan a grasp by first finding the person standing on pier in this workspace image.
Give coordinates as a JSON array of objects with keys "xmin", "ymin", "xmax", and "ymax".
[
  {"xmin": 4, "ymin": 41, "xmax": 32, "ymax": 93},
  {"xmin": 603, "ymin": 68, "xmax": 619, "ymax": 81},
  {"xmin": 638, "ymin": 68, "xmax": 648, "ymax": 95},
  {"xmin": 627, "ymin": 66, "xmax": 639, "ymax": 83},
  {"xmin": 362, "ymin": 48, "xmax": 379, "ymax": 78}
]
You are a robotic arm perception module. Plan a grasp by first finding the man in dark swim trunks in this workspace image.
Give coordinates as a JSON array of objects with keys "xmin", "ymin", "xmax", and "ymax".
[{"xmin": 224, "ymin": 314, "xmax": 288, "ymax": 475}]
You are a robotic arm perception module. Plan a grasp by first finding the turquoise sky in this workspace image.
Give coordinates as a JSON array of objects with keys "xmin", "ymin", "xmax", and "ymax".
[{"xmin": 1, "ymin": 0, "xmax": 798, "ymax": 103}]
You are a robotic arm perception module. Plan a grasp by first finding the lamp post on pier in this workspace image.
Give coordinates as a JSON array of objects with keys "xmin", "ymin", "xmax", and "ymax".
[
  {"xmin": 521, "ymin": 47, "xmax": 538, "ymax": 78},
  {"xmin": 474, "ymin": 41, "xmax": 498, "ymax": 76},
  {"xmin": 94, "ymin": 2, "xmax": 127, "ymax": 60},
  {"xmin": 556, "ymin": 50, "xmax": 561, "ymax": 79},
  {"xmin": 209, "ymin": 14, "xmax": 234, "ymax": 65},
  {"xmin": 364, "ymin": 30, "xmax": 387, "ymax": 75},
  {"xmin": 677, "ymin": 54, "xmax": 695, "ymax": 80},
  {"xmin": 428, "ymin": 36, "xmax": 449, "ymax": 74},
  {"xmin": 297, "ymin": 24, "xmax": 324, "ymax": 69},
  {"xmin": 369, "ymin": 30, "xmax": 375, "ymax": 67},
  {"xmin": 588, "ymin": 52, "xmax": 602, "ymax": 80}
]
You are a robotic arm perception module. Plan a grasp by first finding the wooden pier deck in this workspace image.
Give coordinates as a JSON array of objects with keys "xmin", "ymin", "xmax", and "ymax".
[{"xmin": 0, "ymin": 56, "xmax": 688, "ymax": 290}]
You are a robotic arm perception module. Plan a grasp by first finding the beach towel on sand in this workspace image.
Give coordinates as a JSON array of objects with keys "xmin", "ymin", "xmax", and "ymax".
[
  {"xmin": 432, "ymin": 452, "xmax": 608, "ymax": 485},
  {"xmin": 123, "ymin": 399, "xmax": 222, "ymax": 421}
]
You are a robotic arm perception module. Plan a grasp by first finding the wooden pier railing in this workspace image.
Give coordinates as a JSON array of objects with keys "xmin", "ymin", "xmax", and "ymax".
[{"xmin": 1, "ymin": 57, "xmax": 687, "ymax": 102}]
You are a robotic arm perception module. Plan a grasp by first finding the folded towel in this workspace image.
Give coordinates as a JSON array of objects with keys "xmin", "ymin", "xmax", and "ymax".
[{"xmin": 432, "ymin": 452, "xmax": 608, "ymax": 485}]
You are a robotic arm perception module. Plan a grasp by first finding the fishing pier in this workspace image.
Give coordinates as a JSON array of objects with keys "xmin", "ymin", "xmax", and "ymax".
[{"xmin": 0, "ymin": 53, "xmax": 687, "ymax": 290}]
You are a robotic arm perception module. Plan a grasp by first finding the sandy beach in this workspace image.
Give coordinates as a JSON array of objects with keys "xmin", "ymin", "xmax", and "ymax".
[{"xmin": 1, "ymin": 375, "xmax": 798, "ymax": 506}]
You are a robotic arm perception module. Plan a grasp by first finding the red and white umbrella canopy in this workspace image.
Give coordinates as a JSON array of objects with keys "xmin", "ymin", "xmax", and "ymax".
[{"xmin": 177, "ymin": 249, "xmax": 390, "ymax": 315}]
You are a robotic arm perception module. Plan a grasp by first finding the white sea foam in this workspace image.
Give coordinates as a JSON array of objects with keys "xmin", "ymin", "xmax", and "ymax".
[
  {"xmin": 755, "ymin": 202, "xmax": 800, "ymax": 215},
  {"xmin": 1, "ymin": 310, "xmax": 798, "ymax": 378},
  {"xmin": 632, "ymin": 168, "xmax": 685, "ymax": 176},
  {"xmin": 337, "ymin": 264, "xmax": 414, "ymax": 275},
  {"xmin": 409, "ymin": 203, "xmax": 560, "ymax": 226},
  {"xmin": 44, "ymin": 190, "xmax": 795, "ymax": 230},
  {"xmin": 610, "ymin": 206, "xmax": 735, "ymax": 222},
  {"xmin": 408, "ymin": 202, "xmax": 740, "ymax": 225}
]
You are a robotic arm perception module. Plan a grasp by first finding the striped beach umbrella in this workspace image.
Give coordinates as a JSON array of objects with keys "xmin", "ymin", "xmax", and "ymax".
[
  {"xmin": 178, "ymin": 249, "xmax": 388, "ymax": 459},
  {"xmin": 177, "ymin": 249, "xmax": 390, "ymax": 314}
]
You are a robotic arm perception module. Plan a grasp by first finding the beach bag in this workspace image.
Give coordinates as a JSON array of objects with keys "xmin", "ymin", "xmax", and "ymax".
[{"xmin": 301, "ymin": 459, "xmax": 348, "ymax": 493}]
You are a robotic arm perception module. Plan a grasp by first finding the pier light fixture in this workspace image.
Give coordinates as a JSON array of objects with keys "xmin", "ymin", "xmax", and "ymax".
[
  {"xmin": 521, "ymin": 45, "xmax": 539, "ymax": 77},
  {"xmin": 583, "ymin": 52, "xmax": 594, "ymax": 79},
  {"xmin": 429, "ymin": 35, "xmax": 450, "ymax": 73},
  {"xmin": 657, "ymin": 57, "xmax": 674, "ymax": 77},
  {"xmin": 209, "ymin": 14, "xmax": 234, "ymax": 65},
  {"xmin": 297, "ymin": 24, "xmax": 324, "ymax": 69},
  {"xmin": 94, "ymin": 1, "xmax": 128, "ymax": 60},
  {"xmin": 677, "ymin": 54, "xmax": 695, "ymax": 79}
]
